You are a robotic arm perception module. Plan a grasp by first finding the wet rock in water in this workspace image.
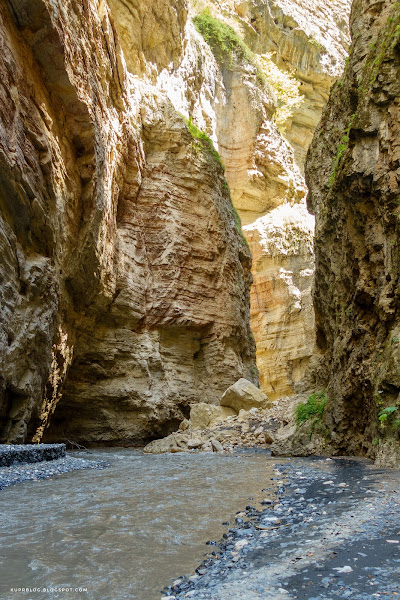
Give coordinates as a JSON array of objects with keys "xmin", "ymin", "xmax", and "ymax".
[{"xmin": 220, "ymin": 379, "xmax": 271, "ymax": 413}]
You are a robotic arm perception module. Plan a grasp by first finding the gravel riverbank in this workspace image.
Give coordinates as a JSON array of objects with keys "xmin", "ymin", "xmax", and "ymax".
[
  {"xmin": 163, "ymin": 457, "xmax": 400, "ymax": 600},
  {"xmin": 0, "ymin": 443, "xmax": 66, "ymax": 466},
  {"xmin": 0, "ymin": 453, "xmax": 109, "ymax": 490}
]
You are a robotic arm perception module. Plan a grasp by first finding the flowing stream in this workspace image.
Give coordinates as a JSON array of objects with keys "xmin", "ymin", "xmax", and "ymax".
[{"xmin": 0, "ymin": 449, "xmax": 287, "ymax": 600}]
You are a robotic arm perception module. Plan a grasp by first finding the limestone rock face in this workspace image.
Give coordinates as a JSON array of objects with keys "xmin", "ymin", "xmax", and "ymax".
[
  {"xmin": 305, "ymin": 0, "xmax": 400, "ymax": 458},
  {"xmin": 150, "ymin": 0, "xmax": 350, "ymax": 404},
  {"xmin": 190, "ymin": 403, "xmax": 236, "ymax": 430},
  {"xmin": 107, "ymin": 0, "xmax": 188, "ymax": 78},
  {"xmin": 220, "ymin": 378, "xmax": 271, "ymax": 412},
  {"xmin": 0, "ymin": 0, "xmax": 256, "ymax": 444},
  {"xmin": 245, "ymin": 203, "xmax": 315, "ymax": 400}
]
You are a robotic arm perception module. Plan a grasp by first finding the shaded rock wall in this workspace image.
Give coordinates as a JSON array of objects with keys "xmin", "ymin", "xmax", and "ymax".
[
  {"xmin": 306, "ymin": 0, "xmax": 400, "ymax": 457},
  {"xmin": 0, "ymin": 0, "xmax": 256, "ymax": 444}
]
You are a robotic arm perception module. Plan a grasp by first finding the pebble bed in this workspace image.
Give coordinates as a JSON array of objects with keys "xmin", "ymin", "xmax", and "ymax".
[
  {"xmin": 163, "ymin": 457, "xmax": 400, "ymax": 600},
  {"xmin": 0, "ymin": 443, "xmax": 66, "ymax": 467},
  {"xmin": 0, "ymin": 453, "xmax": 109, "ymax": 490}
]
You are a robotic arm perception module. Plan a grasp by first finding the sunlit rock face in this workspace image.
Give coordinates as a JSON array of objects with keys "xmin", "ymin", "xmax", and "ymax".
[
  {"xmin": 0, "ymin": 0, "xmax": 256, "ymax": 445},
  {"xmin": 245, "ymin": 203, "xmax": 315, "ymax": 400},
  {"xmin": 149, "ymin": 0, "xmax": 349, "ymax": 399},
  {"xmin": 306, "ymin": 0, "xmax": 400, "ymax": 459}
]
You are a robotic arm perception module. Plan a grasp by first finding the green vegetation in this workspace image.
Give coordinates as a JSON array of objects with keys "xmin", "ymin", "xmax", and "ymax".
[
  {"xmin": 376, "ymin": 404, "xmax": 400, "ymax": 443},
  {"xmin": 183, "ymin": 115, "xmax": 223, "ymax": 168},
  {"xmin": 181, "ymin": 115, "xmax": 247, "ymax": 244},
  {"xmin": 373, "ymin": 391, "xmax": 384, "ymax": 408},
  {"xmin": 379, "ymin": 405, "xmax": 398, "ymax": 424},
  {"xmin": 357, "ymin": 9, "xmax": 400, "ymax": 95},
  {"xmin": 193, "ymin": 10, "xmax": 266, "ymax": 85},
  {"xmin": 222, "ymin": 181, "xmax": 248, "ymax": 245},
  {"xmin": 308, "ymin": 36, "xmax": 326, "ymax": 54},
  {"xmin": 296, "ymin": 391, "xmax": 328, "ymax": 426},
  {"xmin": 328, "ymin": 113, "xmax": 356, "ymax": 187},
  {"xmin": 258, "ymin": 53, "xmax": 303, "ymax": 129},
  {"xmin": 232, "ymin": 203, "xmax": 246, "ymax": 241}
]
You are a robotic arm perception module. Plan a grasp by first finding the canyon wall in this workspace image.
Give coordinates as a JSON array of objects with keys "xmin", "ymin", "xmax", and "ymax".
[
  {"xmin": 0, "ymin": 0, "xmax": 256, "ymax": 445},
  {"xmin": 306, "ymin": 0, "xmax": 400, "ymax": 461},
  {"xmin": 0, "ymin": 0, "xmax": 353, "ymax": 445},
  {"xmin": 162, "ymin": 0, "xmax": 349, "ymax": 399}
]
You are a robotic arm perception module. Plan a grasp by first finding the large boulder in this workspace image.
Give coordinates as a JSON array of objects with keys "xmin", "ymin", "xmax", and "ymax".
[
  {"xmin": 220, "ymin": 379, "xmax": 271, "ymax": 413},
  {"xmin": 143, "ymin": 433, "xmax": 189, "ymax": 454},
  {"xmin": 190, "ymin": 403, "xmax": 236, "ymax": 430}
]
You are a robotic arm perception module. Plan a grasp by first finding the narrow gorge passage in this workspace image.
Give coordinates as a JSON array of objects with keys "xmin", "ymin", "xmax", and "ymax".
[{"xmin": 0, "ymin": 0, "xmax": 400, "ymax": 598}]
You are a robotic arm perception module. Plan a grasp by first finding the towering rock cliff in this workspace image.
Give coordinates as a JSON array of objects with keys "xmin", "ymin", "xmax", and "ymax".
[
  {"xmin": 0, "ymin": 0, "xmax": 256, "ymax": 445},
  {"xmin": 306, "ymin": 0, "xmax": 400, "ymax": 462},
  {"xmin": 159, "ymin": 0, "xmax": 349, "ymax": 399},
  {"xmin": 0, "ymin": 0, "xmax": 352, "ymax": 446}
]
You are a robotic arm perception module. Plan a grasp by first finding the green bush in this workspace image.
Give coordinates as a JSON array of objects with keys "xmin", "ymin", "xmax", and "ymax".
[
  {"xmin": 193, "ymin": 10, "xmax": 266, "ymax": 85},
  {"xmin": 183, "ymin": 116, "xmax": 223, "ymax": 168},
  {"xmin": 296, "ymin": 392, "xmax": 328, "ymax": 426},
  {"xmin": 378, "ymin": 406, "xmax": 398, "ymax": 422}
]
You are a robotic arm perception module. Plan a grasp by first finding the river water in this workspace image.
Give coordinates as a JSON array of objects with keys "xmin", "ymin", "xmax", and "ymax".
[{"xmin": 0, "ymin": 449, "xmax": 287, "ymax": 600}]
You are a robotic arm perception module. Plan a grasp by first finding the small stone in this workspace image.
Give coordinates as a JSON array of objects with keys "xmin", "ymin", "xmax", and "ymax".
[
  {"xmin": 264, "ymin": 432, "xmax": 274, "ymax": 444},
  {"xmin": 333, "ymin": 566, "xmax": 353, "ymax": 573},
  {"xmin": 210, "ymin": 439, "xmax": 224, "ymax": 453},
  {"xmin": 232, "ymin": 555, "xmax": 240, "ymax": 562},
  {"xmin": 187, "ymin": 438, "xmax": 203, "ymax": 449}
]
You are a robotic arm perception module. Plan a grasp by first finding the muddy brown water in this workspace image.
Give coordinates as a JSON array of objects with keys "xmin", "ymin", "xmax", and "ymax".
[{"xmin": 0, "ymin": 449, "xmax": 288, "ymax": 600}]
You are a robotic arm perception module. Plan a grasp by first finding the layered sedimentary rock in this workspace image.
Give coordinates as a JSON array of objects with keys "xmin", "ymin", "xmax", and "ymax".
[
  {"xmin": 239, "ymin": 0, "xmax": 350, "ymax": 399},
  {"xmin": 140, "ymin": 0, "xmax": 350, "ymax": 400},
  {"xmin": 0, "ymin": 0, "xmax": 256, "ymax": 444},
  {"xmin": 306, "ymin": 0, "xmax": 400, "ymax": 459},
  {"xmin": 245, "ymin": 203, "xmax": 315, "ymax": 399}
]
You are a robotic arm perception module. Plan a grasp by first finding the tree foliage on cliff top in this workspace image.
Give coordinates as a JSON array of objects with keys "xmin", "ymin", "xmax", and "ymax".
[{"xmin": 193, "ymin": 10, "xmax": 266, "ymax": 85}]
